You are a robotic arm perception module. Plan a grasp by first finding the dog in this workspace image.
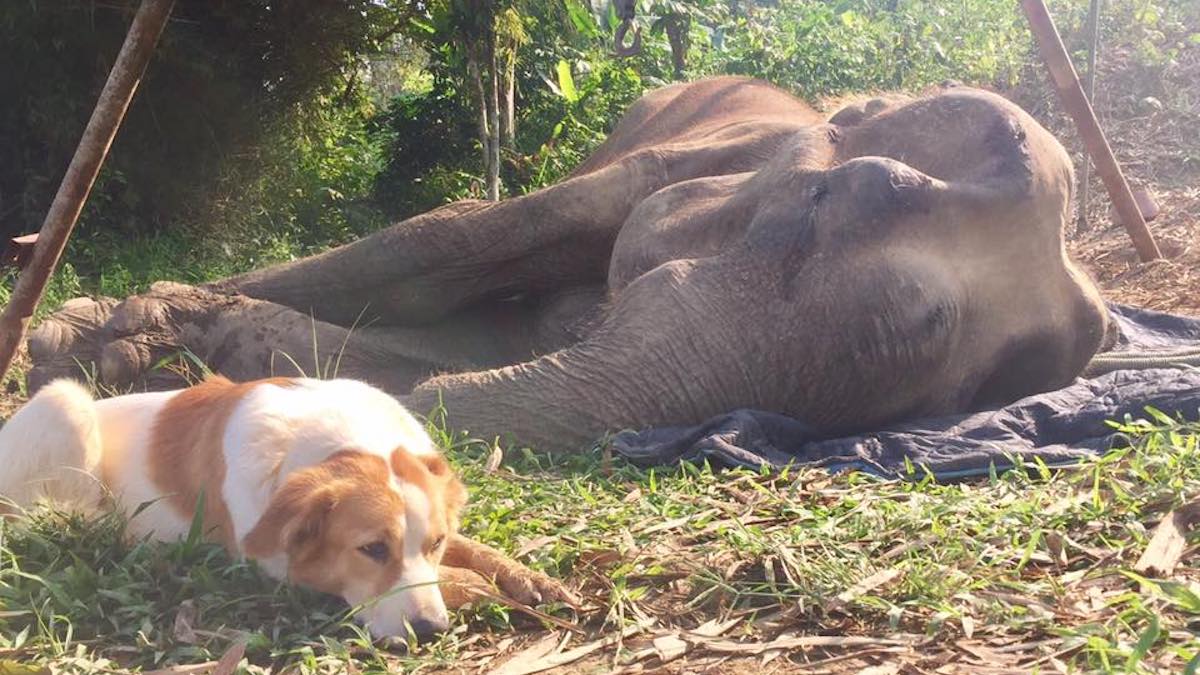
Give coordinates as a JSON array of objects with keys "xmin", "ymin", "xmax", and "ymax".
[{"xmin": 0, "ymin": 375, "xmax": 572, "ymax": 641}]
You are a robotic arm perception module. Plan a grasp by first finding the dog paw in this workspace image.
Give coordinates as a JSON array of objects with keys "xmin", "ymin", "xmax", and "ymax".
[{"xmin": 492, "ymin": 563, "xmax": 580, "ymax": 608}]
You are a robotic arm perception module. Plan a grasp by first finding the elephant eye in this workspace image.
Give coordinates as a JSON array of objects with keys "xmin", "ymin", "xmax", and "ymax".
[
  {"xmin": 810, "ymin": 182, "xmax": 828, "ymax": 204},
  {"xmin": 358, "ymin": 541, "xmax": 389, "ymax": 563}
]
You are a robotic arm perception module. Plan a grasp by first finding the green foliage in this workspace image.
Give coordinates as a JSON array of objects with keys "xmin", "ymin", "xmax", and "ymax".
[
  {"xmin": 0, "ymin": 0, "xmax": 396, "ymax": 304},
  {"xmin": 698, "ymin": 0, "xmax": 1030, "ymax": 96},
  {"xmin": 372, "ymin": 81, "xmax": 482, "ymax": 216},
  {"xmin": 514, "ymin": 57, "xmax": 646, "ymax": 190}
]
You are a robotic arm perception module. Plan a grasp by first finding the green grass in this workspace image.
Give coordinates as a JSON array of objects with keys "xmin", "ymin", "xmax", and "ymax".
[{"xmin": 2, "ymin": 408, "xmax": 1199, "ymax": 673}]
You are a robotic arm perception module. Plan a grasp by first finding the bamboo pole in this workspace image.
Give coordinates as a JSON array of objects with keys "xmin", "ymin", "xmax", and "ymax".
[
  {"xmin": 1075, "ymin": 0, "xmax": 1101, "ymax": 235},
  {"xmin": 0, "ymin": 0, "xmax": 175, "ymax": 383},
  {"xmin": 1021, "ymin": 0, "xmax": 1160, "ymax": 261}
]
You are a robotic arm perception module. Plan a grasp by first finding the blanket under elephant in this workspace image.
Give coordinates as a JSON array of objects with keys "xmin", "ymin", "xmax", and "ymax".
[{"xmin": 611, "ymin": 304, "xmax": 1200, "ymax": 479}]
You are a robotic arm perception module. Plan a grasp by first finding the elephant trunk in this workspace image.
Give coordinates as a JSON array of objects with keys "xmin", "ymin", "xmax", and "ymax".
[
  {"xmin": 403, "ymin": 348, "xmax": 629, "ymax": 452},
  {"xmin": 402, "ymin": 269, "xmax": 751, "ymax": 452}
]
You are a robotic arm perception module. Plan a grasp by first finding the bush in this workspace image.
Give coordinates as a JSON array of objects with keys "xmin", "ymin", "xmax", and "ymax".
[{"xmin": 0, "ymin": 0, "xmax": 392, "ymax": 244}]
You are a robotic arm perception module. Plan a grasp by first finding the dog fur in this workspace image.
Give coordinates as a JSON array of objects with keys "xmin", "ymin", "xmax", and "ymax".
[{"xmin": 0, "ymin": 376, "xmax": 571, "ymax": 640}]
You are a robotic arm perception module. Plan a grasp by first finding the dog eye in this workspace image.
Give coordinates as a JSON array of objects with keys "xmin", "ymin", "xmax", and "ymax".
[{"xmin": 358, "ymin": 541, "xmax": 389, "ymax": 563}]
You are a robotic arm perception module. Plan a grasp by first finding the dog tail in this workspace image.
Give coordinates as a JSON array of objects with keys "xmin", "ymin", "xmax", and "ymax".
[{"xmin": 0, "ymin": 379, "xmax": 104, "ymax": 514}]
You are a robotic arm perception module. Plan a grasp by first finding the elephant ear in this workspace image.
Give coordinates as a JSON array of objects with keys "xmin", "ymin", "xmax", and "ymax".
[{"xmin": 243, "ymin": 471, "xmax": 337, "ymax": 560}]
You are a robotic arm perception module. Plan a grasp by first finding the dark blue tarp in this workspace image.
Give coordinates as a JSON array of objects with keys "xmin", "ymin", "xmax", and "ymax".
[{"xmin": 610, "ymin": 304, "xmax": 1200, "ymax": 479}]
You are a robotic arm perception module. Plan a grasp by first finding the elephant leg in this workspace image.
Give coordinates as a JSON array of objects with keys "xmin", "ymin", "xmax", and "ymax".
[
  {"xmin": 212, "ymin": 153, "xmax": 669, "ymax": 327},
  {"xmin": 25, "ymin": 151, "xmax": 667, "ymax": 392},
  {"xmin": 214, "ymin": 127, "xmax": 798, "ymax": 327},
  {"xmin": 27, "ymin": 282, "xmax": 547, "ymax": 393},
  {"xmin": 25, "ymin": 296, "xmax": 119, "ymax": 390},
  {"xmin": 28, "ymin": 139, "xmax": 772, "ymax": 391}
]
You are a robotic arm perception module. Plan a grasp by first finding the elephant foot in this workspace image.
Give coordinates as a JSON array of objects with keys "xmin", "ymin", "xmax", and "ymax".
[
  {"xmin": 28, "ymin": 283, "xmax": 255, "ymax": 393},
  {"xmin": 27, "ymin": 295, "xmax": 118, "ymax": 392}
]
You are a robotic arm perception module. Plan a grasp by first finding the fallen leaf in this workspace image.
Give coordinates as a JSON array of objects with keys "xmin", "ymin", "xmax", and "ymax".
[
  {"xmin": 489, "ymin": 633, "xmax": 565, "ymax": 675},
  {"xmin": 576, "ymin": 548, "xmax": 622, "ymax": 570},
  {"xmin": 212, "ymin": 640, "xmax": 247, "ymax": 675},
  {"xmin": 173, "ymin": 600, "xmax": 199, "ymax": 644},
  {"xmin": 514, "ymin": 535, "xmax": 556, "ymax": 560},
  {"xmin": 691, "ymin": 634, "xmax": 912, "ymax": 656},
  {"xmin": 141, "ymin": 662, "xmax": 220, "ymax": 675},
  {"xmin": 828, "ymin": 568, "xmax": 902, "ymax": 611},
  {"xmin": 485, "ymin": 443, "xmax": 504, "ymax": 472},
  {"xmin": 961, "ymin": 614, "xmax": 975, "ymax": 639},
  {"xmin": 652, "ymin": 634, "xmax": 689, "ymax": 662},
  {"xmin": 488, "ymin": 622, "xmax": 652, "ymax": 675},
  {"xmin": 1134, "ymin": 499, "xmax": 1200, "ymax": 577},
  {"xmin": 0, "ymin": 661, "xmax": 50, "ymax": 675},
  {"xmin": 651, "ymin": 617, "xmax": 742, "ymax": 665}
]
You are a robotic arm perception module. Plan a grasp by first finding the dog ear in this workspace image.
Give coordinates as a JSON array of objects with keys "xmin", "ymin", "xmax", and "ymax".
[
  {"xmin": 421, "ymin": 454, "xmax": 467, "ymax": 529},
  {"xmin": 243, "ymin": 473, "xmax": 337, "ymax": 559},
  {"xmin": 419, "ymin": 453, "xmax": 450, "ymax": 477},
  {"xmin": 392, "ymin": 449, "xmax": 468, "ymax": 530}
]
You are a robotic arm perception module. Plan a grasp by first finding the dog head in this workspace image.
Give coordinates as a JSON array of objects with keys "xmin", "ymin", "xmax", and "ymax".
[{"xmin": 243, "ymin": 447, "xmax": 466, "ymax": 641}]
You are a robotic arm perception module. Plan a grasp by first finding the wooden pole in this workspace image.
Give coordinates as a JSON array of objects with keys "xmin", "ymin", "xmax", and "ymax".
[
  {"xmin": 1021, "ymin": 0, "xmax": 1160, "ymax": 261},
  {"xmin": 0, "ymin": 0, "xmax": 175, "ymax": 383},
  {"xmin": 1075, "ymin": 0, "xmax": 1101, "ymax": 235}
]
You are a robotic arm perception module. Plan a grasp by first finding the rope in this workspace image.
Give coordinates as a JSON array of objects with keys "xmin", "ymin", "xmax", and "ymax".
[{"xmin": 1083, "ymin": 347, "xmax": 1200, "ymax": 378}]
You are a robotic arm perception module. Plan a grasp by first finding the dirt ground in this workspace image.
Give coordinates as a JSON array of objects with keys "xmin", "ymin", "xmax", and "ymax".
[{"xmin": 1019, "ymin": 40, "xmax": 1200, "ymax": 318}]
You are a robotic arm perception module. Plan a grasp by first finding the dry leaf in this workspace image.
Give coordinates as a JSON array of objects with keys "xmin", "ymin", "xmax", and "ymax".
[
  {"xmin": 652, "ymin": 634, "xmax": 689, "ymax": 662},
  {"xmin": 1134, "ymin": 499, "xmax": 1200, "ymax": 576},
  {"xmin": 489, "ymin": 633, "xmax": 565, "ymax": 675},
  {"xmin": 960, "ymin": 614, "xmax": 975, "ymax": 639},
  {"xmin": 142, "ymin": 662, "xmax": 219, "ymax": 675},
  {"xmin": 691, "ymin": 634, "xmax": 911, "ymax": 656},
  {"xmin": 828, "ymin": 568, "xmax": 902, "ymax": 611},
  {"xmin": 485, "ymin": 443, "xmax": 504, "ymax": 473},
  {"xmin": 488, "ymin": 622, "xmax": 651, "ymax": 675},
  {"xmin": 576, "ymin": 548, "xmax": 623, "ymax": 570},
  {"xmin": 172, "ymin": 600, "xmax": 199, "ymax": 645},
  {"xmin": 212, "ymin": 641, "xmax": 247, "ymax": 675},
  {"xmin": 514, "ymin": 535, "xmax": 556, "ymax": 560}
]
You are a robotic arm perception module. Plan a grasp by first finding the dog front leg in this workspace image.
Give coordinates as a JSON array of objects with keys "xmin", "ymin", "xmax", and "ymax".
[{"xmin": 441, "ymin": 534, "xmax": 577, "ymax": 607}]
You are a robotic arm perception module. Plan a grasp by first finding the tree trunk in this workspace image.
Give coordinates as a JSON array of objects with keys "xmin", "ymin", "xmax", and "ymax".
[
  {"xmin": 499, "ymin": 57, "xmax": 516, "ymax": 148},
  {"xmin": 485, "ymin": 34, "xmax": 502, "ymax": 201},
  {"xmin": 467, "ymin": 51, "xmax": 492, "ymax": 200}
]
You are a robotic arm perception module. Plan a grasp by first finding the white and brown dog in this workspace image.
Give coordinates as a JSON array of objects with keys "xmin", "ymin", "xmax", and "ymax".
[{"xmin": 0, "ymin": 376, "xmax": 571, "ymax": 641}]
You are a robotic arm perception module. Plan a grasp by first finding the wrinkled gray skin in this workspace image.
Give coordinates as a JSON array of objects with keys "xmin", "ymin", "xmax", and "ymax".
[{"xmin": 28, "ymin": 77, "xmax": 1110, "ymax": 452}]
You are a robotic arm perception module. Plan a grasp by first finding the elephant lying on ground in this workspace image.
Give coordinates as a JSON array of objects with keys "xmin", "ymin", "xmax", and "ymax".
[{"xmin": 28, "ymin": 77, "xmax": 1111, "ymax": 452}]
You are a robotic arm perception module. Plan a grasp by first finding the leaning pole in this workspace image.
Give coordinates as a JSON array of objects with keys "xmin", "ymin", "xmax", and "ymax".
[
  {"xmin": 1021, "ymin": 0, "xmax": 1161, "ymax": 261},
  {"xmin": 0, "ymin": 0, "xmax": 175, "ymax": 384}
]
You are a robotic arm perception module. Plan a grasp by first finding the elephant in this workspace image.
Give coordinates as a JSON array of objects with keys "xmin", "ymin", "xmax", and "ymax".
[{"xmin": 27, "ymin": 76, "xmax": 1111, "ymax": 453}]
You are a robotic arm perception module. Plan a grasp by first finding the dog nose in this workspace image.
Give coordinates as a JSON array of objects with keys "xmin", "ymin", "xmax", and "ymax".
[{"xmin": 410, "ymin": 617, "xmax": 450, "ymax": 642}]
